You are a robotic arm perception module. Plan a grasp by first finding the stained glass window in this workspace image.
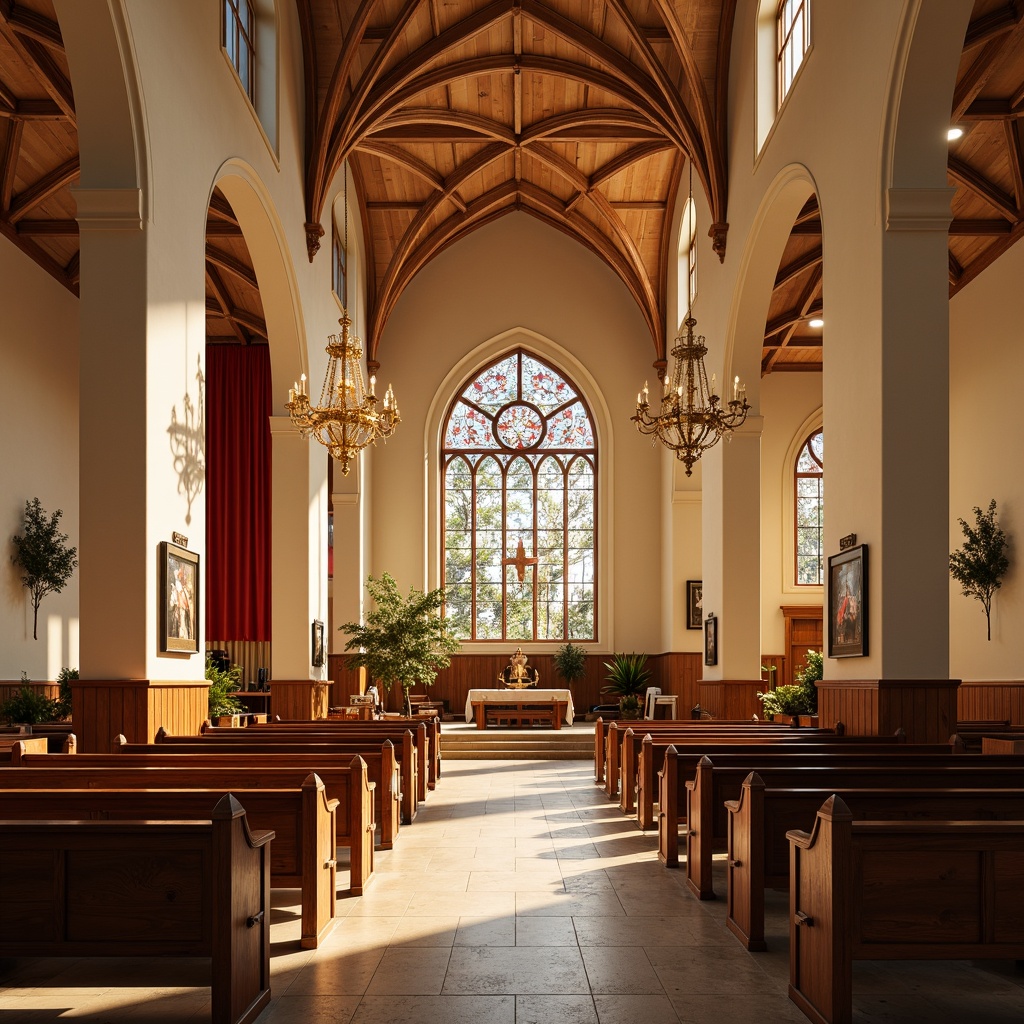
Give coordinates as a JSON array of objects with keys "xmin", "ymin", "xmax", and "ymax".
[
  {"xmin": 442, "ymin": 350, "xmax": 597, "ymax": 641},
  {"xmin": 795, "ymin": 428, "xmax": 823, "ymax": 585}
]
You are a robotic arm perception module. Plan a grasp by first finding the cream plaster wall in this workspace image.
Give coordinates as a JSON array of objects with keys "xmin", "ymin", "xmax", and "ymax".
[
  {"xmin": 759, "ymin": 373, "xmax": 823, "ymax": 655},
  {"xmin": 0, "ymin": 244, "xmax": 81, "ymax": 680},
  {"xmin": 371, "ymin": 212, "xmax": 663, "ymax": 654},
  {"xmin": 949, "ymin": 243, "xmax": 1024, "ymax": 679}
]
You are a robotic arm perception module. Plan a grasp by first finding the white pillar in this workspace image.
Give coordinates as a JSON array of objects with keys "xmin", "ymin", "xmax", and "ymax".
[
  {"xmin": 76, "ymin": 188, "xmax": 151, "ymax": 679},
  {"xmin": 270, "ymin": 416, "xmax": 328, "ymax": 680},
  {"xmin": 703, "ymin": 416, "xmax": 764, "ymax": 682}
]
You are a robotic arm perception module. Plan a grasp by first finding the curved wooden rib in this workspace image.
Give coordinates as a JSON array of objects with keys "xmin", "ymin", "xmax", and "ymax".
[
  {"xmin": 356, "ymin": 140, "xmax": 448, "ymax": 196},
  {"xmin": 371, "ymin": 108, "xmax": 517, "ymax": 145},
  {"xmin": 306, "ymin": 0, "xmax": 413, "ymax": 221},
  {"xmin": 647, "ymin": 0, "xmax": 729, "ymax": 230},
  {"xmin": 367, "ymin": 178, "xmax": 662, "ymax": 362}
]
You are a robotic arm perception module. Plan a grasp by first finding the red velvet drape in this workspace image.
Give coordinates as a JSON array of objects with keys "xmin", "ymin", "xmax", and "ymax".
[{"xmin": 205, "ymin": 345, "xmax": 272, "ymax": 640}]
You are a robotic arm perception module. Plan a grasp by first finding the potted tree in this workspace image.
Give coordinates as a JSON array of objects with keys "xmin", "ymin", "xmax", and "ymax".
[
  {"xmin": 794, "ymin": 649, "xmax": 823, "ymax": 726},
  {"xmin": 339, "ymin": 573, "xmax": 461, "ymax": 716},
  {"xmin": 553, "ymin": 642, "xmax": 587, "ymax": 687},
  {"xmin": 601, "ymin": 652, "xmax": 651, "ymax": 720}
]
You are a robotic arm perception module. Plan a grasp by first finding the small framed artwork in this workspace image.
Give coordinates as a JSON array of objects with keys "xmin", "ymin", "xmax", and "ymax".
[
  {"xmin": 828, "ymin": 544, "xmax": 867, "ymax": 658},
  {"xmin": 686, "ymin": 580, "xmax": 703, "ymax": 630},
  {"xmin": 704, "ymin": 614, "xmax": 717, "ymax": 666},
  {"xmin": 160, "ymin": 541, "xmax": 199, "ymax": 654},
  {"xmin": 312, "ymin": 619, "xmax": 326, "ymax": 667}
]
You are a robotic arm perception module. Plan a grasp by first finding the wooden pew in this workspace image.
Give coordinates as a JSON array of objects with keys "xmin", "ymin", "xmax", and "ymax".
[
  {"xmin": 201, "ymin": 717, "xmax": 437, "ymax": 800},
  {"xmin": 150, "ymin": 727, "xmax": 419, "ymax": 825},
  {"xmin": 0, "ymin": 771, "xmax": 350, "ymax": 946},
  {"xmin": 629, "ymin": 729, "xmax": 919, "ymax": 829},
  {"xmin": 106, "ymin": 734, "xmax": 405, "ymax": 844},
  {"xmin": 224, "ymin": 716, "xmax": 442, "ymax": 793},
  {"xmin": 594, "ymin": 717, "xmax": 823, "ymax": 784},
  {"xmin": 667, "ymin": 749, "xmax": 1024, "ymax": 897},
  {"xmin": 602, "ymin": 721, "xmax": 846, "ymax": 801},
  {"xmin": 596, "ymin": 718, "xmax": 830, "ymax": 792},
  {"xmin": 787, "ymin": 797, "xmax": 1024, "ymax": 1024},
  {"xmin": 6, "ymin": 741, "xmax": 397, "ymax": 853},
  {"xmin": 725, "ymin": 771, "xmax": 1024, "ymax": 952},
  {"xmin": 0, "ymin": 793, "xmax": 273, "ymax": 1024}
]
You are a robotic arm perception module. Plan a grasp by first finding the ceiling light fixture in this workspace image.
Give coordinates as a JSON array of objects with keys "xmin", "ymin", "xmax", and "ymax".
[
  {"xmin": 947, "ymin": 126, "xmax": 964, "ymax": 142},
  {"xmin": 808, "ymin": 318, "xmax": 824, "ymax": 328},
  {"xmin": 631, "ymin": 161, "xmax": 749, "ymax": 476}
]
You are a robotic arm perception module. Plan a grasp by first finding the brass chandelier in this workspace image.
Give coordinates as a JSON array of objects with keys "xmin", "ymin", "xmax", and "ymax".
[
  {"xmin": 285, "ymin": 310, "xmax": 399, "ymax": 475},
  {"xmin": 631, "ymin": 314, "xmax": 749, "ymax": 476},
  {"xmin": 632, "ymin": 164, "xmax": 748, "ymax": 475}
]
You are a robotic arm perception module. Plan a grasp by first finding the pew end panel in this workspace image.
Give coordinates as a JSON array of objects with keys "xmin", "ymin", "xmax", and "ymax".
[
  {"xmin": 725, "ymin": 772, "xmax": 766, "ymax": 951},
  {"xmin": 0, "ymin": 793, "xmax": 273, "ymax": 1024},
  {"xmin": 787, "ymin": 796, "xmax": 1024, "ymax": 1024}
]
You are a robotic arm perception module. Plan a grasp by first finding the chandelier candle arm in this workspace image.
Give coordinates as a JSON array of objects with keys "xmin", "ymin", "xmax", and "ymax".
[{"xmin": 284, "ymin": 310, "xmax": 401, "ymax": 475}]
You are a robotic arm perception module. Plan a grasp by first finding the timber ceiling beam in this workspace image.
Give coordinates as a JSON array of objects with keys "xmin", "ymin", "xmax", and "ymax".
[
  {"xmin": 8, "ymin": 155, "xmax": 78, "ymax": 222},
  {"xmin": 356, "ymin": 140, "xmax": 449, "ymax": 197},
  {"xmin": 205, "ymin": 243, "xmax": 259, "ymax": 290},
  {"xmin": 16, "ymin": 218, "xmax": 77, "ymax": 236},
  {"xmin": 774, "ymin": 244, "xmax": 823, "ymax": 289},
  {"xmin": 588, "ymin": 140, "xmax": 674, "ymax": 189},
  {"xmin": 953, "ymin": 8, "xmax": 1024, "ymax": 122},
  {"xmin": 0, "ymin": 1, "xmax": 63, "ymax": 49},
  {"xmin": 0, "ymin": 9, "xmax": 73, "ymax": 119},
  {"xmin": 306, "ymin": 0, "xmax": 402, "ymax": 219},
  {"xmin": 0, "ymin": 214, "xmax": 73, "ymax": 292},
  {"xmin": 371, "ymin": 108, "xmax": 517, "ymax": 144},
  {"xmin": 949, "ymin": 218, "xmax": 1012, "ymax": 234},
  {"xmin": 0, "ymin": 114, "xmax": 22, "ymax": 209},
  {"xmin": 204, "ymin": 266, "xmax": 250, "ymax": 345},
  {"xmin": 948, "ymin": 156, "xmax": 1019, "ymax": 220}
]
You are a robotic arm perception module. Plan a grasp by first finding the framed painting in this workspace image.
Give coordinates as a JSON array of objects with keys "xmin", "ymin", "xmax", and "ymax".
[
  {"xmin": 160, "ymin": 541, "xmax": 199, "ymax": 654},
  {"xmin": 704, "ymin": 614, "xmax": 718, "ymax": 667},
  {"xmin": 312, "ymin": 619, "xmax": 326, "ymax": 667},
  {"xmin": 828, "ymin": 544, "xmax": 867, "ymax": 658},
  {"xmin": 686, "ymin": 580, "xmax": 703, "ymax": 630}
]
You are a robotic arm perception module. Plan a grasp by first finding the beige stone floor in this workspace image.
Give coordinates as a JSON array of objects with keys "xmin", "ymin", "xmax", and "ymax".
[{"xmin": 2, "ymin": 754, "xmax": 1024, "ymax": 1023}]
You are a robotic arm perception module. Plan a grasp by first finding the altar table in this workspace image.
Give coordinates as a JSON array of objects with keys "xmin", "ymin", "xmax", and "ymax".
[{"xmin": 465, "ymin": 688, "xmax": 575, "ymax": 727}]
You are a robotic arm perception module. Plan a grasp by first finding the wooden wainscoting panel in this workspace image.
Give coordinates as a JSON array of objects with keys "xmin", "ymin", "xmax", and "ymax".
[
  {"xmin": 818, "ymin": 678, "xmax": 960, "ymax": 742},
  {"xmin": 958, "ymin": 680, "xmax": 1024, "ymax": 725}
]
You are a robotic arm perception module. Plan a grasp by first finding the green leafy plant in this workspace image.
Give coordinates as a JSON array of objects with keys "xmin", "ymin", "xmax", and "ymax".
[
  {"xmin": 601, "ymin": 652, "xmax": 652, "ymax": 704},
  {"xmin": 756, "ymin": 683, "xmax": 813, "ymax": 718},
  {"xmin": 53, "ymin": 666, "xmax": 77, "ymax": 721},
  {"xmin": 1, "ymin": 673, "xmax": 60, "ymax": 725},
  {"xmin": 618, "ymin": 693, "xmax": 642, "ymax": 719},
  {"xmin": 793, "ymin": 649, "xmax": 822, "ymax": 714},
  {"xmin": 949, "ymin": 499, "xmax": 1010, "ymax": 641},
  {"xmin": 339, "ymin": 573, "xmax": 461, "ymax": 714},
  {"xmin": 11, "ymin": 498, "xmax": 78, "ymax": 640},
  {"xmin": 205, "ymin": 656, "xmax": 244, "ymax": 719},
  {"xmin": 553, "ymin": 642, "xmax": 587, "ymax": 685}
]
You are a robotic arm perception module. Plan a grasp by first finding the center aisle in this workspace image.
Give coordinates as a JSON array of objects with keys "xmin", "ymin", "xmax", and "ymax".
[{"xmin": 261, "ymin": 755, "xmax": 806, "ymax": 1024}]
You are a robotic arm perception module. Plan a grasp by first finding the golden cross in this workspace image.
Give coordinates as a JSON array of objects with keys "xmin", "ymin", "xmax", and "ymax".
[{"xmin": 503, "ymin": 537, "xmax": 538, "ymax": 582}]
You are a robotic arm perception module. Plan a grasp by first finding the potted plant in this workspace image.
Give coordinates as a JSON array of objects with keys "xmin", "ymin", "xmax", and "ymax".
[
  {"xmin": 601, "ymin": 652, "xmax": 651, "ymax": 720},
  {"xmin": 553, "ymin": 642, "xmax": 587, "ymax": 687},
  {"xmin": 755, "ymin": 684, "xmax": 808, "ymax": 724},
  {"xmin": 206, "ymin": 656, "xmax": 244, "ymax": 726},
  {"xmin": 949, "ymin": 499, "xmax": 1010, "ymax": 641},
  {"xmin": 339, "ymin": 573, "xmax": 461, "ymax": 716},
  {"xmin": 794, "ymin": 649, "xmax": 823, "ymax": 725},
  {"xmin": 1, "ymin": 674, "xmax": 60, "ymax": 726}
]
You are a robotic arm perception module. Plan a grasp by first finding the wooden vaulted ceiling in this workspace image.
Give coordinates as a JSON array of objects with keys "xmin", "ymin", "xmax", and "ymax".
[
  {"xmin": 295, "ymin": 0, "xmax": 735, "ymax": 370},
  {"xmin": 4, "ymin": 2, "xmax": 1024, "ymax": 381}
]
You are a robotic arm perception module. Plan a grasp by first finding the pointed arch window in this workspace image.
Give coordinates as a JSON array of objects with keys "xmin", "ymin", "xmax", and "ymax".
[
  {"xmin": 442, "ymin": 351, "xmax": 597, "ymax": 641},
  {"xmin": 795, "ymin": 428, "xmax": 823, "ymax": 585}
]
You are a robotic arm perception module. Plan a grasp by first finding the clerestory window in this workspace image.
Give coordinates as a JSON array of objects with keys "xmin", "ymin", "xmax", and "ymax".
[
  {"xmin": 224, "ymin": 0, "xmax": 255, "ymax": 104},
  {"xmin": 777, "ymin": 0, "xmax": 810, "ymax": 108},
  {"xmin": 795, "ymin": 427, "xmax": 823, "ymax": 585},
  {"xmin": 441, "ymin": 350, "xmax": 597, "ymax": 642}
]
